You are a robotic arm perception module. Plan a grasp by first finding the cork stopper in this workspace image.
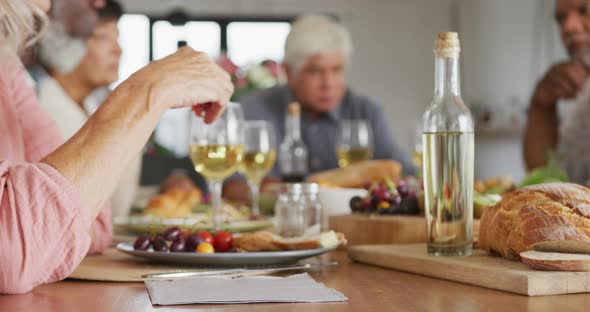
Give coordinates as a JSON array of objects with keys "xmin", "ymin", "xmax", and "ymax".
[
  {"xmin": 434, "ymin": 32, "xmax": 460, "ymax": 58},
  {"xmin": 287, "ymin": 102, "xmax": 301, "ymax": 116}
]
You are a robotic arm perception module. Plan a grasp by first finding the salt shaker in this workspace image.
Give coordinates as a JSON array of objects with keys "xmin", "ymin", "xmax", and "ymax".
[
  {"xmin": 302, "ymin": 183, "xmax": 324, "ymax": 235},
  {"xmin": 274, "ymin": 183, "xmax": 306, "ymax": 237}
]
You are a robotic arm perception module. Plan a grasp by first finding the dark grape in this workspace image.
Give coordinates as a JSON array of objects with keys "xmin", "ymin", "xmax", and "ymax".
[
  {"xmin": 152, "ymin": 236, "xmax": 168, "ymax": 252},
  {"xmin": 133, "ymin": 234, "xmax": 151, "ymax": 251},
  {"xmin": 163, "ymin": 226, "xmax": 182, "ymax": 242},
  {"xmin": 170, "ymin": 237, "xmax": 186, "ymax": 252},
  {"xmin": 185, "ymin": 233, "xmax": 202, "ymax": 252},
  {"xmin": 350, "ymin": 196, "xmax": 363, "ymax": 212}
]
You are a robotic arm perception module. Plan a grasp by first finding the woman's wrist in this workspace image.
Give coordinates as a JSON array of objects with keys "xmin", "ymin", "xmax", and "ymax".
[{"xmin": 109, "ymin": 76, "xmax": 169, "ymax": 116}]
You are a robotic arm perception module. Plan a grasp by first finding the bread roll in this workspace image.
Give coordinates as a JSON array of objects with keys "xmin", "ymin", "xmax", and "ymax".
[
  {"xmin": 144, "ymin": 187, "xmax": 202, "ymax": 219},
  {"xmin": 307, "ymin": 160, "xmax": 403, "ymax": 189}
]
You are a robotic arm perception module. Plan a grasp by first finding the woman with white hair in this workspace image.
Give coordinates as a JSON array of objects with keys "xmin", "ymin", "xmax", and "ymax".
[
  {"xmin": 0, "ymin": 0, "xmax": 232, "ymax": 294},
  {"xmin": 37, "ymin": 0, "xmax": 142, "ymax": 218},
  {"xmin": 224, "ymin": 14, "xmax": 414, "ymax": 202}
]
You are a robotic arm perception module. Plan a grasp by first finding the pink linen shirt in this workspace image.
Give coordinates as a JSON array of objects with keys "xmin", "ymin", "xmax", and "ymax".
[{"xmin": 0, "ymin": 60, "xmax": 112, "ymax": 294}]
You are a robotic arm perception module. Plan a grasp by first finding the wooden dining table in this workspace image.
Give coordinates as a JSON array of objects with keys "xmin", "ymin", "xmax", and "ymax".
[{"xmin": 0, "ymin": 250, "xmax": 589, "ymax": 311}]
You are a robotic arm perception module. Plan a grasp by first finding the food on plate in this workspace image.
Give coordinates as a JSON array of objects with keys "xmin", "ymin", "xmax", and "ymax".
[
  {"xmin": 133, "ymin": 234, "xmax": 151, "ymax": 251},
  {"xmin": 308, "ymin": 160, "xmax": 403, "ymax": 189},
  {"xmin": 132, "ymin": 227, "xmax": 346, "ymax": 254},
  {"xmin": 196, "ymin": 242, "xmax": 215, "ymax": 254},
  {"xmin": 133, "ymin": 228, "xmax": 233, "ymax": 254},
  {"xmin": 519, "ymin": 250, "xmax": 590, "ymax": 271},
  {"xmin": 163, "ymin": 226, "xmax": 182, "ymax": 241},
  {"xmin": 170, "ymin": 237, "xmax": 186, "ymax": 252},
  {"xmin": 233, "ymin": 230, "xmax": 347, "ymax": 252},
  {"xmin": 197, "ymin": 230, "xmax": 214, "ymax": 244},
  {"xmin": 160, "ymin": 173, "xmax": 199, "ymax": 193},
  {"xmin": 144, "ymin": 187, "xmax": 202, "ymax": 219},
  {"xmin": 185, "ymin": 232, "xmax": 205, "ymax": 252},
  {"xmin": 349, "ymin": 177, "xmax": 420, "ymax": 215},
  {"xmin": 213, "ymin": 231, "xmax": 234, "ymax": 252},
  {"xmin": 152, "ymin": 237, "xmax": 168, "ymax": 252},
  {"xmin": 231, "ymin": 231, "xmax": 281, "ymax": 252},
  {"xmin": 479, "ymin": 183, "xmax": 590, "ymax": 270}
]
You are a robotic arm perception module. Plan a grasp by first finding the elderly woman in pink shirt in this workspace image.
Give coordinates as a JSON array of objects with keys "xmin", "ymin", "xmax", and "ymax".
[{"xmin": 0, "ymin": 0, "xmax": 233, "ymax": 294}]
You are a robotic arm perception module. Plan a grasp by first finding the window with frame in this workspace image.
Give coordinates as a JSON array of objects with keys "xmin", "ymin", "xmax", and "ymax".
[{"xmin": 116, "ymin": 14, "xmax": 292, "ymax": 157}]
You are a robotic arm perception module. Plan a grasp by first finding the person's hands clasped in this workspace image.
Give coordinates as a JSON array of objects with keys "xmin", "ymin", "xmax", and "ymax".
[
  {"xmin": 532, "ymin": 61, "xmax": 590, "ymax": 109},
  {"xmin": 127, "ymin": 46, "xmax": 234, "ymax": 124}
]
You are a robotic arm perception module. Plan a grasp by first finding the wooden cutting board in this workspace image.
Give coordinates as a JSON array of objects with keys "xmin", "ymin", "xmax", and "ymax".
[
  {"xmin": 329, "ymin": 214, "xmax": 480, "ymax": 246},
  {"xmin": 348, "ymin": 244, "xmax": 590, "ymax": 296}
]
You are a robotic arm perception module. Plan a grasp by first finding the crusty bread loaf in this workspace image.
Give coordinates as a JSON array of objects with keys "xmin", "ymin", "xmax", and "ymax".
[
  {"xmin": 479, "ymin": 183, "xmax": 590, "ymax": 260},
  {"xmin": 144, "ymin": 187, "xmax": 202, "ymax": 219},
  {"xmin": 307, "ymin": 160, "xmax": 403, "ymax": 189},
  {"xmin": 520, "ymin": 250, "xmax": 590, "ymax": 271}
]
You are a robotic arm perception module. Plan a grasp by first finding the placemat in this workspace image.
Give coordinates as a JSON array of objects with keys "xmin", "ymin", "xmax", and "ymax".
[{"xmin": 69, "ymin": 248, "xmax": 209, "ymax": 282}]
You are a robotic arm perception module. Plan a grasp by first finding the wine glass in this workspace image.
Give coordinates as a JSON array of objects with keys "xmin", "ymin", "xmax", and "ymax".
[
  {"xmin": 189, "ymin": 102, "xmax": 244, "ymax": 230},
  {"xmin": 240, "ymin": 121, "xmax": 276, "ymax": 218},
  {"xmin": 337, "ymin": 119, "xmax": 373, "ymax": 168}
]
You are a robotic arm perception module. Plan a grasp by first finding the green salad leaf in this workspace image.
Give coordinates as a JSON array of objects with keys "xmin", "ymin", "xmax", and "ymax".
[{"xmin": 520, "ymin": 152, "xmax": 569, "ymax": 187}]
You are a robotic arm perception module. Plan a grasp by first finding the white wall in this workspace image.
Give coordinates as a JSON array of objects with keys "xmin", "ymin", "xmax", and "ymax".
[{"xmin": 119, "ymin": 0, "xmax": 452, "ymax": 155}]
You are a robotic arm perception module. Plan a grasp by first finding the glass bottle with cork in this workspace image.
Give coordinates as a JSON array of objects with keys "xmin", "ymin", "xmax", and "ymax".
[{"xmin": 422, "ymin": 32, "xmax": 474, "ymax": 257}]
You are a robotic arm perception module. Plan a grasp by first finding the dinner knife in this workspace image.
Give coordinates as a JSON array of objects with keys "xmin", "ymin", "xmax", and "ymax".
[{"xmin": 141, "ymin": 261, "xmax": 339, "ymax": 279}]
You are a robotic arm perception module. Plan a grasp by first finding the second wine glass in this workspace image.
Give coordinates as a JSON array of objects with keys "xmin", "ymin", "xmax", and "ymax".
[
  {"xmin": 189, "ymin": 102, "xmax": 244, "ymax": 230},
  {"xmin": 337, "ymin": 119, "xmax": 374, "ymax": 168},
  {"xmin": 241, "ymin": 121, "xmax": 276, "ymax": 218}
]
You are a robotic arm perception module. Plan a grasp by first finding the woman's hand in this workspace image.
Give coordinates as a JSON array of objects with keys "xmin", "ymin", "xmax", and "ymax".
[{"xmin": 126, "ymin": 47, "xmax": 234, "ymax": 123}]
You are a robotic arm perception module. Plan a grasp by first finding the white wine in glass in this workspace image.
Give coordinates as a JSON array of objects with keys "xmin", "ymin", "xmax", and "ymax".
[
  {"xmin": 242, "ymin": 150, "xmax": 277, "ymax": 183},
  {"xmin": 337, "ymin": 119, "xmax": 373, "ymax": 168},
  {"xmin": 190, "ymin": 144, "xmax": 244, "ymax": 180},
  {"xmin": 190, "ymin": 102, "xmax": 244, "ymax": 230},
  {"xmin": 240, "ymin": 121, "xmax": 276, "ymax": 217}
]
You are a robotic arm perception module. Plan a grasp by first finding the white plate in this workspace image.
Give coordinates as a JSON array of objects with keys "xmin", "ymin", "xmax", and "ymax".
[{"xmin": 116, "ymin": 242, "xmax": 334, "ymax": 266}]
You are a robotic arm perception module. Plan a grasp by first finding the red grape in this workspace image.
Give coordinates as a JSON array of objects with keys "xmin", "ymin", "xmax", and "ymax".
[
  {"xmin": 133, "ymin": 234, "xmax": 151, "ymax": 251},
  {"xmin": 152, "ymin": 236, "xmax": 168, "ymax": 252},
  {"xmin": 163, "ymin": 226, "xmax": 182, "ymax": 242},
  {"xmin": 185, "ymin": 233, "xmax": 201, "ymax": 252},
  {"xmin": 170, "ymin": 237, "xmax": 186, "ymax": 252}
]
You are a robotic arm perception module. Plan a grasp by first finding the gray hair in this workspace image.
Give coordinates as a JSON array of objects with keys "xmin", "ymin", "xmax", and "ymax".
[
  {"xmin": 0, "ymin": 0, "xmax": 48, "ymax": 58},
  {"xmin": 284, "ymin": 14, "xmax": 353, "ymax": 74}
]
